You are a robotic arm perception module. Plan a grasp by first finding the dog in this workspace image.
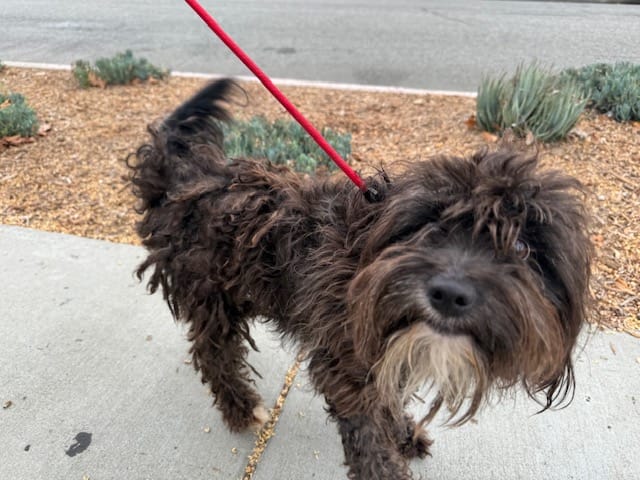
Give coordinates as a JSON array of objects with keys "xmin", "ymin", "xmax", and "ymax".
[{"xmin": 128, "ymin": 80, "xmax": 592, "ymax": 479}]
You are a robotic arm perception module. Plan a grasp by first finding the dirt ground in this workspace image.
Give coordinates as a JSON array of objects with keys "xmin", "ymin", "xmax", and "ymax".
[{"xmin": 1, "ymin": 67, "xmax": 639, "ymax": 335}]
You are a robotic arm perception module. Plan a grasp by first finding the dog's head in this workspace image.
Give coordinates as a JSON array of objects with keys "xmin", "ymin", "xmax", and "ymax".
[{"xmin": 348, "ymin": 150, "xmax": 592, "ymax": 423}]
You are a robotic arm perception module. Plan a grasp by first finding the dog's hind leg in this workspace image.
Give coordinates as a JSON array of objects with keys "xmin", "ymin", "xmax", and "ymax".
[{"xmin": 186, "ymin": 296, "xmax": 268, "ymax": 433}]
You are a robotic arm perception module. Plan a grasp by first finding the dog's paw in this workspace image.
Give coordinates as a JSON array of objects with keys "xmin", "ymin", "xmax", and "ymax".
[
  {"xmin": 221, "ymin": 399, "xmax": 269, "ymax": 433},
  {"xmin": 251, "ymin": 404, "xmax": 270, "ymax": 431},
  {"xmin": 399, "ymin": 424, "xmax": 433, "ymax": 459}
]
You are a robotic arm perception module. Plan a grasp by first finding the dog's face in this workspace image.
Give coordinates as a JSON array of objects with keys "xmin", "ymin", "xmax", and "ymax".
[{"xmin": 348, "ymin": 151, "xmax": 592, "ymax": 423}]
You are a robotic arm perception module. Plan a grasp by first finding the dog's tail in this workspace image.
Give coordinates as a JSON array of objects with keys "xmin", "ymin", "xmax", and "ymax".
[{"xmin": 127, "ymin": 79, "xmax": 238, "ymax": 212}]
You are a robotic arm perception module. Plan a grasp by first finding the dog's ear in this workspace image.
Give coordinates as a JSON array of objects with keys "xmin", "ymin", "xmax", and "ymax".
[
  {"xmin": 348, "ymin": 250, "xmax": 421, "ymax": 365},
  {"xmin": 360, "ymin": 189, "xmax": 440, "ymax": 265},
  {"xmin": 347, "ymin": 267, "xmax": 386, "ymax": 364},
  {"xmin": 348, "ymin": 254, "xmax": 420, "ymax": 366},
  {"xmin": 515, "ymin": 166, "xmax": 591, "ymax": 412},
  {"xmin": 527, "ymin": 167, "xmax": 592, "ymax": 347},
  {"xmin": 537, "ymin": 359, "xmax": 577, "ymax": 411}
]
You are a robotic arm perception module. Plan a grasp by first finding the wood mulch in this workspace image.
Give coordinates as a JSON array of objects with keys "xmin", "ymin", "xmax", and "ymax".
[{"xmin": 1, "ymin": 67, "xmax": 639, "ymax": 335}]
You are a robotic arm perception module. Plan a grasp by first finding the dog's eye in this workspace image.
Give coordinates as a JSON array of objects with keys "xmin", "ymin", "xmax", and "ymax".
[{"xmin": 514, "ymin": 239, "xmax": 530, "ymax": 259}]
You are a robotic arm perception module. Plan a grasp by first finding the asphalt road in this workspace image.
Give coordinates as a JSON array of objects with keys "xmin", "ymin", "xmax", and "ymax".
[{"xmin": 2, "ymin": 0, "xmax": 640, "ymax": 91}]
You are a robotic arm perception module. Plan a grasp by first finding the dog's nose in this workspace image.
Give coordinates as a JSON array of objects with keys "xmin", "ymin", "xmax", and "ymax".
[{"xmin": 426, "ymin": 275, "xmax": 477, "ymax": 317}]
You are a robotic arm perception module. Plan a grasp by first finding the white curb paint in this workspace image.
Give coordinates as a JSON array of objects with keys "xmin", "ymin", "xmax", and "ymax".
[
  {"xmin": 5, "ymin": 61, "xmax": 73, "ymax": 71},
  {"xmin": 173, "ymin": 71, "xmax": 477, "ymax": 97},
  {"xmin": 4, "ymin": 61, "xmax": 477, "ymax": 98}
]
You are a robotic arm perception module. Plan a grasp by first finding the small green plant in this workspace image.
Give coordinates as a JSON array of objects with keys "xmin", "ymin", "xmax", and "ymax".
[
  {"xmin": 561, "ymin": 62, "xmax": 640, "ymax": 122},
  {"xmin": 72, "ymin": 60, "xmax": 92, "ymax": 88},
  {"xmin": 222, "ymin": 116, "xmax": 352, "ymax": 174},
  {"xmin": 477, "ymin": 63, "xmax": 587, "ymax": 142},
  {"xmin": 0, "ymin": 92, "xmax": 39, "ymax": 138},
  {"xmin": 72, "ymin": 50, "xmax": 169, "ymax": 88}
]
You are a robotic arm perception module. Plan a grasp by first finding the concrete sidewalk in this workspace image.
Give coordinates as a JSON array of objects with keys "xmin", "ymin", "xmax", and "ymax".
[{"xmin": 1, "ymin": 225, "xmax": 639, "ymax": 479}]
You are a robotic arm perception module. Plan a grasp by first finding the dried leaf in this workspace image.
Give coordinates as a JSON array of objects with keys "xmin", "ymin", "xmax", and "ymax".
[
  {"xmin": 88, "ymin": 71, "xmax": 107, "ymax": 89},
  {"xmin": 614, "ymin": 277, "xmax": 633, "ymax": 293},
  {"xmin": 1, "ymin": 136, "xmax": 34, "ymax": 146},
  {"xmin": 569, "ymin": 128, "xmax": 590, "ymax": 140},
  {"xmin": 37, "ymin": 123, "xmax": 52, "ymax": 136},
  {"xmin": 525, "ymin": 131, "xmax": 536, "ymax": 146},
  {"xmin": 2, "ymin": 400, "xmax": 13, "ymax": 409},
  {"xmin": 481, "ymin": 131, "xmax": 499, "ymax": 143},
  {"xmin": 464, "ymin": 114, "xmax": 476, "ymax": 129},
  {"xmin": 591, "ymin": 234, "xmax": 605, "ymax": 249}
]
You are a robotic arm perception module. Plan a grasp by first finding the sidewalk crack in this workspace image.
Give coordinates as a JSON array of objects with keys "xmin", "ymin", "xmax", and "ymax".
[{"xmin": 242, "ymin": 359, "xmax": 301, "ymax": 479}]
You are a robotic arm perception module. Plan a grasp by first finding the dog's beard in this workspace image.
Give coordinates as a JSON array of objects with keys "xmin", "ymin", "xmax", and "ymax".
[{"xmin": 374, "ymin": 322, "xmax": 488, "ymax": 425}]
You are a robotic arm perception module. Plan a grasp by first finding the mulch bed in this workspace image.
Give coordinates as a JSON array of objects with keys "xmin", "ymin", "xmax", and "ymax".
[{"xmin": 1, "ymin": 66, "xmax": 639, "ymax": 335}]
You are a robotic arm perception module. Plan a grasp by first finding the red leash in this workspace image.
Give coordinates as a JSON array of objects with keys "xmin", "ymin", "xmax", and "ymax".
[{"xmin": 184, "ymin": 0, "xmax": 373, "ymax": 197}]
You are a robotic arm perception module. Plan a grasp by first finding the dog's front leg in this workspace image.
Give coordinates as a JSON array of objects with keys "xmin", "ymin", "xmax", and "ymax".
[
  {"xmin": 335, "ymin": 409, "xmax": 413, "ymax": 480},
  {"xmin": 310, "ymin": 349, "xmax": 427, "ymax": 478}
]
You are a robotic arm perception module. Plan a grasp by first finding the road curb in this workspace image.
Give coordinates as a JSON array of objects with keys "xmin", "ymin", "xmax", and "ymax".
[{"xmin": 4, "ymin": 61, "xmax": 477, "ymax": 98}]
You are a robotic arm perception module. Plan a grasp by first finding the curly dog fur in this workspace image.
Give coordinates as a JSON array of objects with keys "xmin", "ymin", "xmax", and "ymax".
[{"xmin": 128, "ymin": 80, "xmax": 592, "ymax": 479}]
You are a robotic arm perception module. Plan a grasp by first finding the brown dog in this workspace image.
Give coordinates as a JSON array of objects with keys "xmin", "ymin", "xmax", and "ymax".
[{"xmin": 129, "ymin": 80, "xmax": 592, "ymax": 479}]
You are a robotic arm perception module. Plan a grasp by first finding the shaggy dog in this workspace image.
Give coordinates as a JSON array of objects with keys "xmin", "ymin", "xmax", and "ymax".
[{"xmin": 128, "ymin": 80, "xmax": 592, "ymax": 479}]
